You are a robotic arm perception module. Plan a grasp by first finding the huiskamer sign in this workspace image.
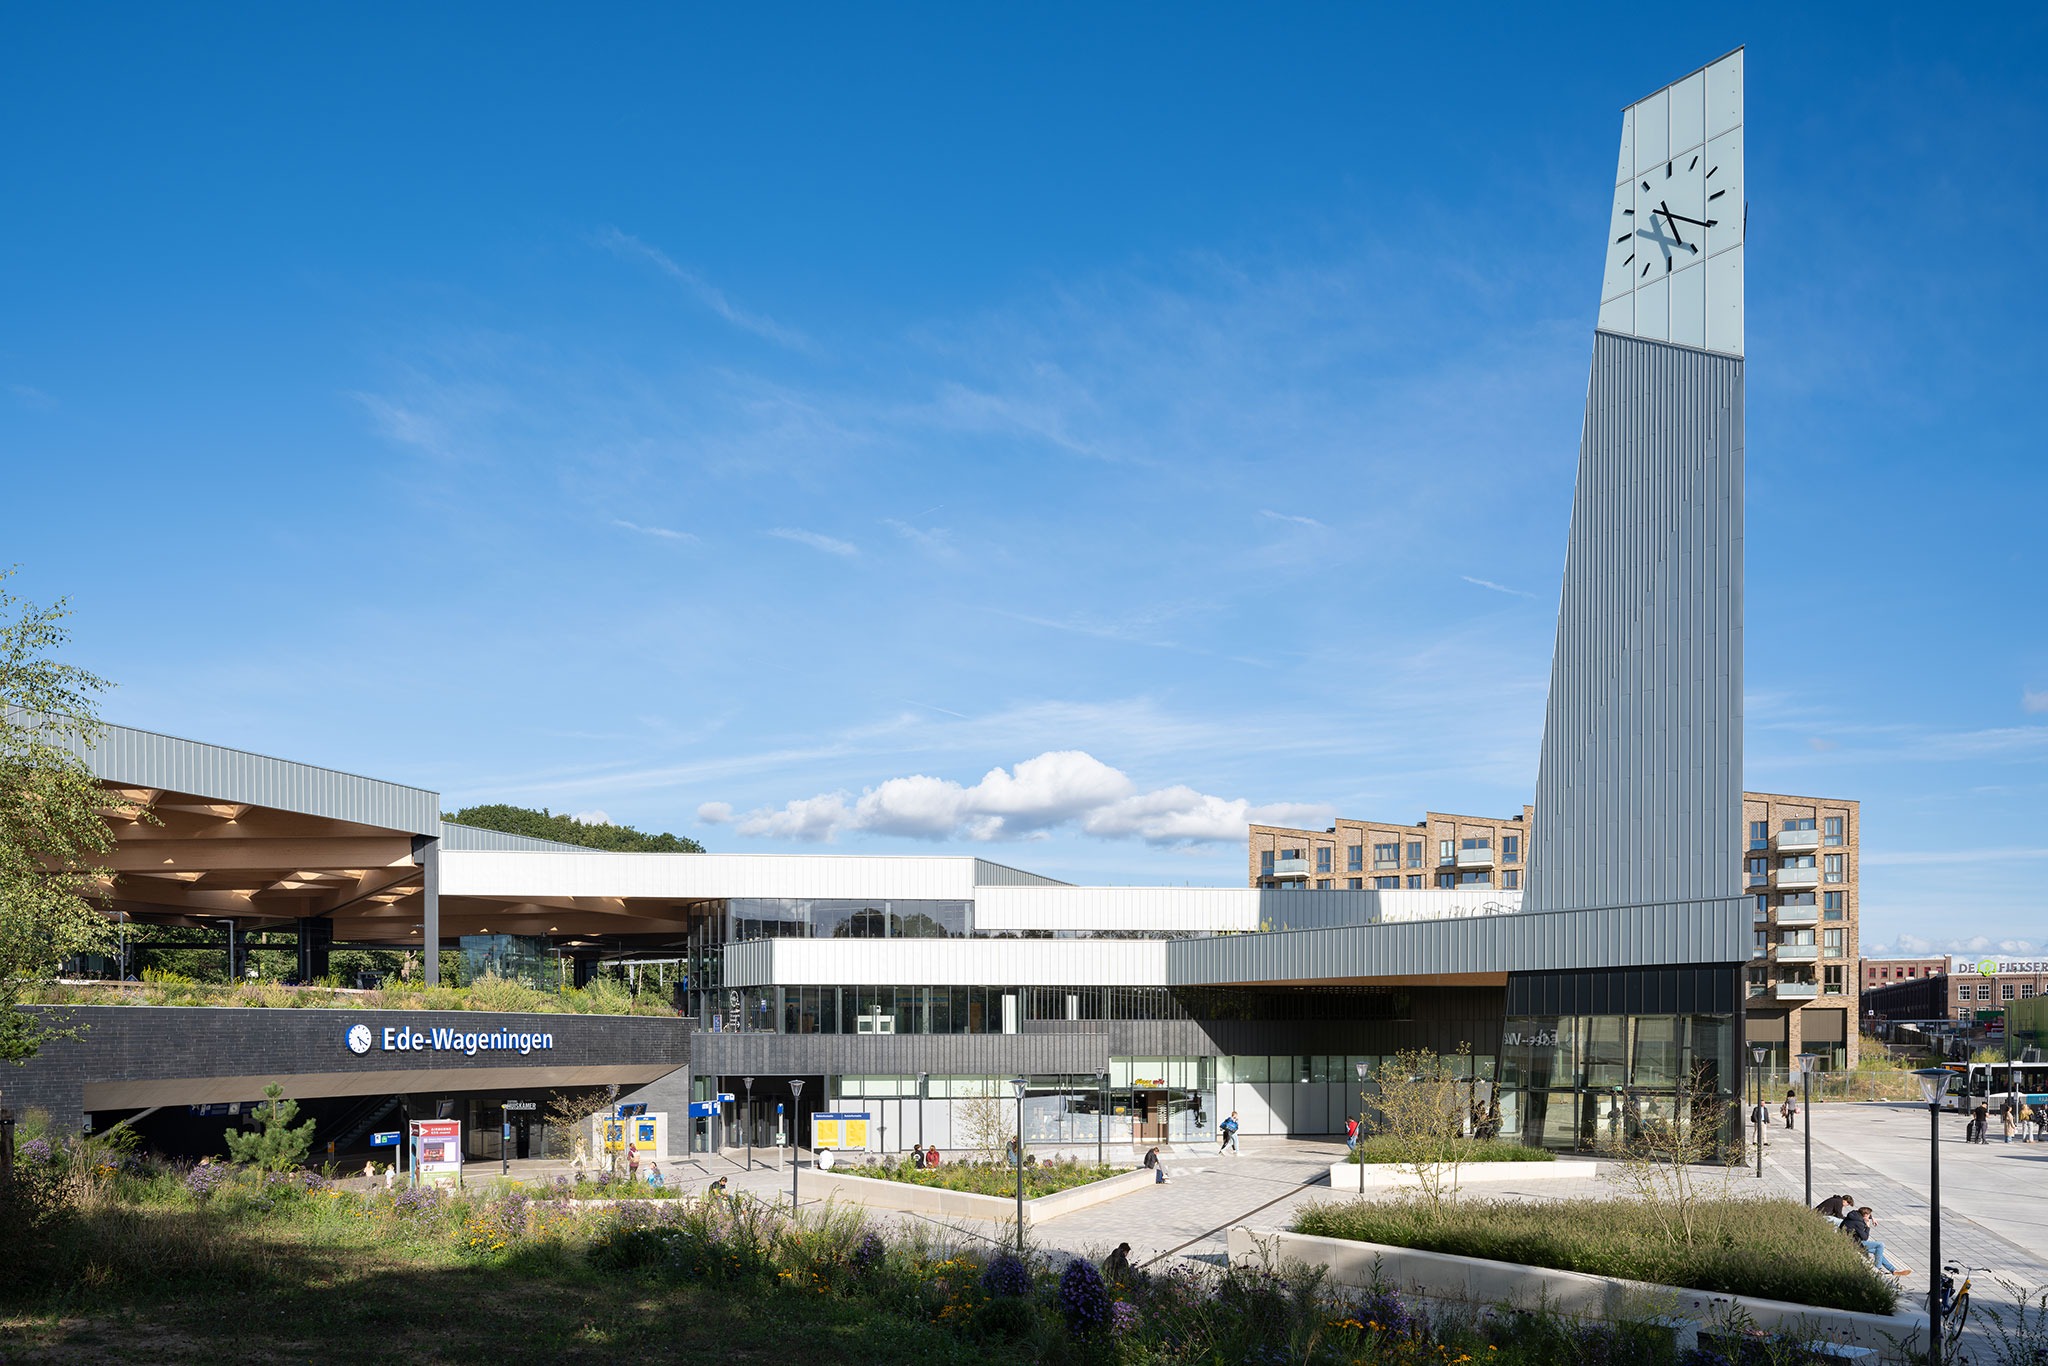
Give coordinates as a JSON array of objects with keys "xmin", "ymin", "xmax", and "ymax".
[{"xmin": 344, "ymin": 1023, "xmax": 556, "ymax": 1057}]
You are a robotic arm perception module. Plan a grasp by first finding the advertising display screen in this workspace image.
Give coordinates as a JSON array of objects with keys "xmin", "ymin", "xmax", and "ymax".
[{"xmin": 810, "ymin": 1112, "xmax": 870, "ymax": 1151}]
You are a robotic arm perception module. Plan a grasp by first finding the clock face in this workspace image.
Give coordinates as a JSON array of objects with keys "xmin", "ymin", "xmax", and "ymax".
[
  {"xmin": 1633, "ymin": 153, "xmax": 1711, "ymax": 278},
  {"xmin": 346, "ymin": 1024, "xmax": 373, "ymax": 1055}
]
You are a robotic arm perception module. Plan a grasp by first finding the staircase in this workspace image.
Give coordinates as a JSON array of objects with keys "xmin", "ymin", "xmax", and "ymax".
[{"xmin": 328, "ymin": 1095, "xmax": 401, "ymax": 1154}]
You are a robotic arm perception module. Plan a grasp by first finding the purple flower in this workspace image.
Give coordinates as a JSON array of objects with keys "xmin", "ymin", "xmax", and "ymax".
[
  {"xmin": 1057, "ymin": 1257, "xmax": 1113, "ymax": 1337},
  {"xmin": 184, "ymin": 1163, "xmax": 231, "ymax": 1199},
  {"xmin": 18, "ymin": 1138, "xmax": 55, "ymax": 1165},
  {"xmin": 981, "ymin": 1251, "xmax": 1032, "ymax": 1297},
  {"xmin": 1110, "ymin": 1300, "xmax": 1140, "ymax": 1335}
]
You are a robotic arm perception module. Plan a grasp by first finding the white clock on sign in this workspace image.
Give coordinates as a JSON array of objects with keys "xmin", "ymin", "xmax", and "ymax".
[{"xmin": 346, "ymin": 1024, "xmax": 373, "ymax": 1055}]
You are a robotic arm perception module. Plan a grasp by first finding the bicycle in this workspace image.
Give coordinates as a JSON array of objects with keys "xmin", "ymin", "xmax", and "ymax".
[{"xmin": 1940, "ymin": 1260, "xmax": 1978, "ymax": 1356}]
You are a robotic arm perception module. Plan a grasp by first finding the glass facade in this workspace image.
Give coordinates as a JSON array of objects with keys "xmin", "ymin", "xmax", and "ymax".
[
  {"xmin": 1497, "ymin": 1013, "xmax": 1736, "ymax": 1151},
  {"xmin": 729, "ymin": 898, "xmax": 973, "ymax": 940}
]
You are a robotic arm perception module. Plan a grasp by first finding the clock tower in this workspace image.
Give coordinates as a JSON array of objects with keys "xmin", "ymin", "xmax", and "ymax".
[{"xmin": 1524, "ymin": 51, "xmax": 1748, "ymax": 957}]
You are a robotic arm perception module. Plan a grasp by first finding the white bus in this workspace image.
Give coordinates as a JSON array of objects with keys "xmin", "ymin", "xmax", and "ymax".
[{"xmin": 1946, "ymin": 1061, "xmax": 2048, "ymax": 1113}]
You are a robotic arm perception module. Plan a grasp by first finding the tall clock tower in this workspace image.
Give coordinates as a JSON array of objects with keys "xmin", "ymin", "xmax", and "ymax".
[{"xmin": 1524, "ymin": 50, "xmax": 1747, "ymax": 957}]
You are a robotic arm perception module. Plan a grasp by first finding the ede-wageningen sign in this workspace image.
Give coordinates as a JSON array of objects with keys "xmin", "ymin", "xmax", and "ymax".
[{"xmin": 343, "ymin": 1023, "xmax": 556, "ymax": 1057}]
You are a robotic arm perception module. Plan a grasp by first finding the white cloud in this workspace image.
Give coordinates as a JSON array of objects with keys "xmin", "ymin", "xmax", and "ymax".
[
  {"xmin": 882, "ymin": 518, "xmax": 957, "ymax": 559},
  {"xmin": 1873, "ymin": 933, "xmax": 2041, "ymax": 957},
  {"xmin": 1259, "ymin": 509, "xmax": 1326, "ymax": 530},
  {"xmin": 595, "ymin": 228, "xmax": 811, "ymax": 351},
  {"xmin": 1461, "ymin": 575, "xmax": 1535, "ymax": 599},
  {"xmin": 768, "ymin": 527, "xmax": 859, "ymax": 557},
  {"xmin": 613, "ymin": 519, "xmax": 697, "ymax": 543},
  {"xmin": 1862, "ymin": 847, "xmax": 2048, "ymax": 867},
  {"xmin": 571, "ymin": 809, "xmax": 611, "ymax": 826},
  {"xmin": 696, "ymin": 801, "xmax": 734, "ymax": 824},
  {"xmin": 721, "ymin": 749, "xmax": 1332, "ymax": 847},
  {"xmin": 2026, "ymin": 688, "xmax": 2048, "ymax": 715}
]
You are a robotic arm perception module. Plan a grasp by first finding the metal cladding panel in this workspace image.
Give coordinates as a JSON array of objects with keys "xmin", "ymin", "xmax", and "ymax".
[
  {"xmin": 437, "ymin": 822, "xmax": 589, "ymax": 853},
  {"xmin": 45, "ymin": 717, "xmax": 439, "ymax": 834},
  {"xmin": 974, "ymin": 885, "xmax": 1256, "ymax": 933},
  {"xmin": 439, "ymin": 850, "xmax": 989, "ymax": 900},
  {"xmin": 723, "ymin": 938, "xmax": 1170, "ymax": 989},
  {"xmin": 692, "ymin": 1030, "xmax": 1110, "ymax": 1077},
  {"xmin": 970, "ymin": 860, "xmax": 1070, "ymax": 888},
  {"xmin": 1258, "ymin": 888, "xmax": 1525, "ymax": 933},
  {"xmin": 1163, "ymin": 899, "xmax": 1745, "ymax": 987},
  {"xmin": 1524, "ymin": 330, "xmax": 1744, "ymax": 917}
]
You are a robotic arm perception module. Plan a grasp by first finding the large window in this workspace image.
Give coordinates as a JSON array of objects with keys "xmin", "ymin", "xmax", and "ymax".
[
  {"xmin": 1373, "ymin": 876, "xmax": 1399, "ymax": 890},
  {"xmin": 1316, "ymin": 847, "xmax": 1333, "ymax": 874},
  {"xmin": 1824, "ymin": 816, "xmax": 1845, "ymax": 846},
  {"xmin": 1406, "ymin": 841, "xmax": 1423, "ymax": 868},
  {"xmin": 1502, "ymin": 870, "xmax": 1520, "ymax": 890},
  {"xmin": 1372, "ymin": 842, "xmax": 1400, "ymax": 869},
  {"xmin": 2005, "ymin": 984, "xmax": 2017, "ymax": 1002},
  {"xmin": 1746, "ymin": 857, "xmax": 1769, "ymax": 882},
  {"xmin": 1823, "ymin": 892, "xmax": 1845, "ymax": 918},
  {"xmin": 1346, "ymin": 845, "xmax": 1364, "ymax": 872},
  {"xmin": 729, "ymin": 898, "xmax": 972, "ymax": 940},
  {"xmin": 1435, "ymin": 871, "xmax": 1455, "ymax": 889},
  {"xmin": 1260, "ymin": 851, "xmax": 1275, "ymax": 876},
  {"xmin": 1438, "ymin": 840, "xmax": 1455, "ymax": 865},
  {"xmin": 1824, "ymin": 966, "xmax": 1845, "ymax": 995},
  {"xmin": 1406, "ymin": 875, "xmax": 1423, "ymax": 889},
  {"xmin": 1456, "ymin": 870, "xmax": 1490, "ymax": 886},
  {"xmin": 1823, "ymin": 929, "xmax": 1845, "ymax": 957},
  {"xmin": 1783, "ymin": 817, "xmax": 1817, "ymax": 832},
  {"xmin": 1501, "ymin": 834, "xmax": 1520, "ymax": 864},
  {"xmin": 1824, "ymin": 854, "xmax": 1845, "ymax": 884},
  {"xmin": 1749, "ymin": 820, "xmax": 1769, "ymax": 849}
]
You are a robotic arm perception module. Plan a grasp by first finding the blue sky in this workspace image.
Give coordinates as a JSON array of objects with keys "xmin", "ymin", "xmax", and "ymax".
[{"xmin": 5, "ymin": 5, "xmax": 2044, "ymax": 954}]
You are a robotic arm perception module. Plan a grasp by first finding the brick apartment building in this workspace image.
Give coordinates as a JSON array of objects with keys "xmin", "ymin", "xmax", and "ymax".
[
  {"xmin": 1251, "ymin": 791, "xmax": 1862, "ymax": 1067},
  {"xmin": 1863, "ymin": 956, "xmax": 1946, "ymax": 992}
]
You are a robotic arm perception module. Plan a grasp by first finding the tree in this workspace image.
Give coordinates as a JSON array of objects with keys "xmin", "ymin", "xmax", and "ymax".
[
  {"xmin": 1596, "ymin": 1063, "xmax": 1733, "ymax": 1246},
  {"xmin": 959, "ymin": 1086, "xmax": 1012, "ymax": 1162},
  {"xmin": 0, "ymin": 574, "xmax": 120, "ymax": 1064},
  {"xmin": 1370, "ymin": 1045, "xmax": 1476, "ymax": 1220},
  {"xmin": 224, "ymin": 1083, "xmax": 317, "ymax": 1172},
  {"xmin": 441, "ymin": 804, "xmax": 704, "ymax": 853}
]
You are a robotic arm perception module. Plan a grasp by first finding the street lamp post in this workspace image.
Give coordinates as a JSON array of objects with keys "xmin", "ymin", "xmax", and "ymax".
[
  {"xmin": 1096, "ymin": 1072, "xmax": 1107, "ymax": 1169},
  {"xmin": 742, "ymin": 1076, "xmax": 754, "ymax": 1173},
  {"xmin": 917, "ymin": 1072, "xmax": 928, "ymax": 1157},
  {"xmin": 1750, "ymin": 1044, "xmax": 1768, "ymax": 1179},
  {"xmin": 1914, "ymin": 1067, "xmax": 1953, "ymax": 1365},
  {"xmin": 1355, "ymin": 1062, "xmax": 1371, "ymax": 1195},
  {"xmin": 1011, "ymin": 1078, "xmax": 1028, "ymax": 1253},
  {"xmin": 789, "ymin": 1079, "xmax": 805, "ymax": 1213},
  {"xmin": 1794, "ymin": 1053, "xmax": 1820, "ymax": 1208}
]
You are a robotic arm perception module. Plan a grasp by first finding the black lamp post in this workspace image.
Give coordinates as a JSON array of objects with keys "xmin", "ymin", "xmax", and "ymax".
[
  {"xmin": 1750, "ymin": 1043, "xmax": 1768, "ymax": 1178},
  {"xmin": 1096, "ymin": 1072, "xmax": 1107, "ymax": 1169},
  {"xmin": 1794, "ymin": 1052, "xmax": 1820, "ymax": 1208},
  {"xmin": 742, "ymin": 1075, "xmax": 754, "ymax": 1172},
  {"xmin": 789, "ymin": 1079, "xmax": 805, "ymax": 1212},
  {"xmin": 917, "ymin": 1072, "xmax": 928, "ymax": 1156},
  {"xmin": 1914, "ymin": 1066, "xmax": 1953, "ymax": 1365},
  {"xmin": 1355, "ymin": 1061, "xmax": 1371, "ymax": 1195},
  {"xmin": 1010, "ymin": 1077, "xmax": 1028, "ymax": 1252}
]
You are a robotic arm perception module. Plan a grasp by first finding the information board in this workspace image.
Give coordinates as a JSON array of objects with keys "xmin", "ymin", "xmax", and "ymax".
[
  {"xmin": 411, "ymin": 1119, "xmax": 463, "ymax": 1187},
  {"xmin": 810, "ymin": 1111, "xmax": 871, "ymax": 1151}
]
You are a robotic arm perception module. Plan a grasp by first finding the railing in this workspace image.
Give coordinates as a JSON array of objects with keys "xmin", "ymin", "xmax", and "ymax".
[
  {"xmin": 1775, "ymin": 981, "xmax": 1820, "ymax": 999},
  {"xmin": 1773, "ymin": 866, "xmax": 1821, "ymax": 890},
  {"xmin": 1774, "ymin": 828, "xmax": 1822, "ymax": 853},
  {"xmin": 1455, "ymin": 846, "xmax": 1495, "ymax": 869}
]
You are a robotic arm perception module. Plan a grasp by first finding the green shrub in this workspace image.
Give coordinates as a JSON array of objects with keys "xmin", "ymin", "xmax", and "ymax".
[
  {"xmin": 1291, "ymin": 1195, "xmax": 1897, "ymax": 1315},
  {"xmin": 840, "ymin": 1157, "xmax": 1122, "ymax": 1199},
  {"xmin": 1345, "ymin": 1135, "xmax": 1556, "ymax": 1164}
]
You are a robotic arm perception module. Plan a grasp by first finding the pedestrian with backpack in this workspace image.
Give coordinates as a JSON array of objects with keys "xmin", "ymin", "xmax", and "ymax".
[{"xmin": 1219, "ymin": 1111, "xmax": 1240, "ymax": 1155}]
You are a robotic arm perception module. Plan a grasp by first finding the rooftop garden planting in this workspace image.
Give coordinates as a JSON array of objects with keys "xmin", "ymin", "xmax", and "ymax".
[{"xmin": 22, "ymin": 972, "xmax": 680, "ymax": 1016}]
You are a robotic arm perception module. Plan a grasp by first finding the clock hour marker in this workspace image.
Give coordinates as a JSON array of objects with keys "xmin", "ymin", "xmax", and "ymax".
[
  {"xmin": 1642, "ymin": 262, "xmax": 1653, "ymax": 277},
  {"xmin": 1666, "ymin": 162, "xmax": 1673, "ymax": 177},
  {"xmin": 1707, "ymin": 166, "xmax": 1718, "ymax": 178},
  {"xmin": 1689, "ymin": 155, "xmax": 1699, "ymax": 170},
  {"xmin": 1709, "ymin": 190, "xmax": 1726, "ymax": 201},
  {"xmin": 1623, "ymin": 253, "xmax": 1634, "ymax": 266},
  {"xmin": 1642, "ymin": 181, "xmax": 1650, "ymax": 191},
  {"xmin": 1623, "ymin": 208, "xmax": 1633, "ymax": 216},
  {"xmin": 1616, "ymin": 234, "xmax": 1630, "ymax": 243}
]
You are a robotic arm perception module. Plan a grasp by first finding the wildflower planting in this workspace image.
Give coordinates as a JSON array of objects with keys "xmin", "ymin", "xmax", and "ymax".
[
  {"xmin": 1345, "ymin": 1135, "xmax": 1557, "ymax": 1165},
  {"xmin": 23, "ymin": 969, "xmax": 672, "ymax": 1016}
]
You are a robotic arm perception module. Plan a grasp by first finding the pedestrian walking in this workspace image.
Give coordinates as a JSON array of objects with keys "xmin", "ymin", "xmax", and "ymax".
[
  {"xmin": 627, "ymin": 1143, "xmax": 641, "ymax": 1181},
  {"xmin": 1781, "ymin": 1089, "xmax": 1799, "ymax": 1131},
  {"xmin": 1749, "ymin": 1100, "xmax": 1770, "ymax": 1146},
  {"xmin": 2021, "ymin": 1099, "xmax": 2036, "ymax": 1143},
  {"xmin": 2001, "ymin": 1097, "xmax": 2017, "ymax": 1144},
  {"xmin": 1344, "ymin": 1116, "xmax": 1360, "ymax": 1151},
  {"xmin": 1219, "ymin": 1111, "xmax": 1241, "ymax": 1155},
  {"xmin": 1970, "ymin": 1102, "xmax": 1990, "ymax": 1144}
]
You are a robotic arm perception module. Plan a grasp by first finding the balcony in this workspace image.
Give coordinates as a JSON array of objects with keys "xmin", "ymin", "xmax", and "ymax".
[
  {"xmin": 1267, "ymin": 858, "xmax": 1309, "ymax": 880},
  {"xmin": 1775, "ymin": 905, "xmax": 1819, "ymax": 927},
  {"xmin": 1775, "ymin": 944, "xmax": 1819, "ymax": 962},
  {"xmin": 1773, "ymin": 866, "xmax": 1821, "ymax": 891},
  {"xmin": 1455, "ymin": 845, "xmax": 1495, "ymax": 870},
  {"xmin": 1774, "ymin": 827, "xmax": 1822, "ymax": 853},
  {"xmin": 1776, "ymin": 981, "xmax": 1821, "ymax": 1001}
]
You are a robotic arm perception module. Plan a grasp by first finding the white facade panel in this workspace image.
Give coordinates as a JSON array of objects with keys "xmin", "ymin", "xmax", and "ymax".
[
  {"xmin": 745, "ymin": 937, "xmax": 1170, "ymax": 988},
  {"xmin": 442, "ymin": 850, "xmax": 990, "ymax": 901},
  {"xmin": 974, "ymin": 885, "xmax": 1258, "ymax": 934},
  {"xmin": 1706, "ymin": 50, "xmax": 1743, "ymax": 139},
  {"xmin": 1669, "ymin": 69, "xmax": 1706, "ymax": 158}
]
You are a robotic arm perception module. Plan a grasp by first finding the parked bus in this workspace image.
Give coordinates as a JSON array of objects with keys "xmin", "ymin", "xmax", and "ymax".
[{"xmin": 1945, "ymin": 1061, "xmax": 2048, "ymax": 1113}]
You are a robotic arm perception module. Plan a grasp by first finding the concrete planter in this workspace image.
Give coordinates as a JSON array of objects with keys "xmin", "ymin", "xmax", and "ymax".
[
  {"xmin": 1229, "ymin": 1227, "xmax": 1926, "ymax": 1357},
  {"xmin": 1325, "ymin": 1157, "xmax": 1597, "ymax": 1192},
  {"xmin": 804, "ymin": 1166, "xmax": 1156, "ymax": 1224}
]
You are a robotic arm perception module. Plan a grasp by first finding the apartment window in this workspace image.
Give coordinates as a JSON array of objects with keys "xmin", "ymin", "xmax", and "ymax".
[
  {"xmin": 2024, "ymin": 984, "xmax": 2037, "ymax": 1000},
  {"xmin": 1905, "ymin": 968, "xmax": 1916, "ymax": 977},
  {"xmin": 1373, "ymin": 876, "xmax": 1399, "ymax": 890},
  {"xmin": 1782, "ymin": 929, "xmax": 1815, "ymax": 947},
  {"xmin": 2005, "ymin": 984, "xmax": 2017, "ymax": 1002},
  {"xmin": 1784, "ymin": 817, "xmax": 1816, "ymax": 832},
  {"xmin": 1456, "ymin": 871, "xmax": 1489, "ymax": 886},
  {"xmin": 1316, "ymin": 847, "xmax": 1332, "ymax": 875},
  {"xmin": 1438, "ymin": 840, "xmax": 1455, "ymax": 865},
  {"xmin": 1406, "ymin": 841, "xmax": 1423, "ymax": 868},
  {"xmin": 1312, "ymin": 878, "xmax": 1328, "ymax": 889},
  {"xmin": 1372, "ymin": 842, "xmax": 1400, "ymax": 869},
  {"xmin": 1825, "ymin": 965, "xmax": 1845, "ymax": 995},
  {"xmin": 1346, "ymin": 878, "xmax": 1363, "ymax": 890},
  {"xmin": 1754, "ymin": 903, "xmax": 1768, "ymax": 923},
  {"xmin": 1824, "ymin": 854, "xmax": 1845, "ymax": 884},
  {"xmin": 1979, "ymin": 984, "xmax": 1993, "ymax": 1000},
  {"xmin": 1823, "ymin": 929, "xmax": 1845, "ymax": 958},
  {"xmin": 1435, "ymin": 871, "xmax": 1455, "ymax": 889},
  {"xmin": 1824, "ymin": 816, "xmax": 1845, "ymax": 846},
  {"xmin": 1753, "ymin": 930, "xmax": 1769, "ymax": 957},
  {"xmin": 1749, "ymin": 820, "xmax": 1769, "ymax": 849},
  {"xmin": 1346, "ymin": 845, "xmax": 1364, "ymax": 872},
  {"xmin": 1781, "ymin": 892, "xmax": 1816, "ymax": 907},
  {"xmin": 1746, "ymin": 857, "xmax": 1769, "ymax": 882},
  {"xmin": 1406, "ymin": 875, "xmax": 1422, "ymax": 889},
  {"xmin": 1823, "ymin": 891, "xmax": 1845, "ymax": 912},
  {"xmin": 1502, "ymin": 870, "xmax": 1520, "ymax": 890},
  {"xmin": 1501, "ymin": 834, "xmax": 1520, "ymax": 864},
  {"xmin": 1460, "ymin": 837, "xmax": 1491, "ymax": 852},
  {"xmin": 1260, "ymin": 851, "xmax": 1275, "ymax": 876},
  {"xmin": 1282, "ymin": 848, "xmax": 1301, "ymax": 861},
  {"xmin": 1755, "ymin": 894, "xmax": 1768, "ymax": 914}
]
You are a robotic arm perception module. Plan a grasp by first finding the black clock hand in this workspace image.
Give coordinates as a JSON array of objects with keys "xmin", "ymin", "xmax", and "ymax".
[
  {"xmin": 1656, "ymin": 202, "xmax": 1689, "ymax": 250},
  {"xmin": 1660, "ymin": 210, "xmax": 1720, "ymax": 228}
]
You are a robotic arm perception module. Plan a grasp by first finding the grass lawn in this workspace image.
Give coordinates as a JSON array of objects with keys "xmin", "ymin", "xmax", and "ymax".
[
  {"xmin": 837, "ymin": 1157, "xmax": 1125, "ymax": 1199},
  {"xmin": 1292, "ymin": 1195, "xmax": 1897, "ymax": 1316},
  {"xmin": 1344, "ymin": 1135, "xmax": 1557, "ymax": 1164}
]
